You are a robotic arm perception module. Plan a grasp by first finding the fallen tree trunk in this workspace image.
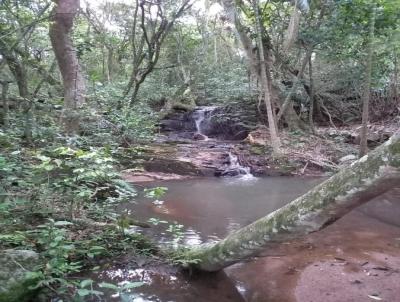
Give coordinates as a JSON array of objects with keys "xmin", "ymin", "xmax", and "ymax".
[{"xmin": 188, "ymin": 132, "xmax": 400, "ymax": 271}]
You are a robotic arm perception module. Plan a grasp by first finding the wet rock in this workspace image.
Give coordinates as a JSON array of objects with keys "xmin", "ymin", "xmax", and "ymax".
[
  {"xmin": 159, "ymin": 109, "xmax": 195, "ymax": 133},
  {"xmin": 143, "ymin": 158, "xmax": 203, "ymax": 176},
  {"xmin": 339, "ymin": 154, "xmax": 357, "ymax": 163},
  {"xmin": 0, "ymin": 249, "xmax": 40, "ymax": 302},
  {"xmin": 200, "ymin": 107, "xmax": 255, "ymax": 140},
  {"xmin": 159, "ymin": 101, "xmax": 258, "ymax": 141},
  {"xmin": 122, "ymin": 170, "xmax": 192, "ymax": 183},
  {"xmin": 193, "ymin": 133, "xmax": 208, "ymax": 141},
  {"xmin": 221, "ymin": 169, "xmax": 241, "ymax": 177}
]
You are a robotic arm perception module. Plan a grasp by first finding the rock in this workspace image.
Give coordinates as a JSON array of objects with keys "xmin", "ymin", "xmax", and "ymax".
[
  {"xmin": 193, "ymin": 133, "xmax": 207, "ymax": 140},
  {"xmin": 221, "ymin": 169, "xmax": 241, "ymax": 177},
  {"xmin": 200, "ymin": 107, "xmax": 254, "ymax": 140},
  {"xmin": 159, "ymin": 101, "xmax": 258, "ymax": 141},
  {"xmin": 122, "ymin": 170, "xmax": 192, "ymax": 183},
  {"xmin": 159, "ymin": 109, "xmax": 195, "ymax": 133},
  {"xmin": 142, "ymin": 158, "xmax": 204, "ymax": 176},
  {"xmin": 0, "ymin": 249, "xmax": 40, "ymax": 302},
  {"xmin": 339, "ymin": 154, "xmax": 357, "ymax": 163}
]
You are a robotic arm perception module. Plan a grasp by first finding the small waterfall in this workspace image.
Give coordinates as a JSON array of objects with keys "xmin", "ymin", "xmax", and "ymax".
[
  {"xmin": 193, "ymin": 106, "xmax": 216, "ymax": 140},
  {"xmin": 194, "ymin": 110, "xmax": 206, "ymax": 135},
  {"xmin": 226, "ymin": 152, "xmax": 254, "ymax": 179}
]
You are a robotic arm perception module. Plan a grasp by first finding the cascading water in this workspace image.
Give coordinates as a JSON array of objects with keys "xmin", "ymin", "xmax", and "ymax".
[
  {"xmin": 191, "ymin": 106, "xmax": 255, "ymax": 179},
  {"xmin": 227, "ymin": 152, "xmax": 255, "ymax": 179},
  {"xmin": 193, "ymin": 106, "xmax": 216, "ymax": 140}
]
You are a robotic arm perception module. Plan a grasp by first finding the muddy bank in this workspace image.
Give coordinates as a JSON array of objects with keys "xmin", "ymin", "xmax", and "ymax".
[{"xmin": 226, "ymin": 189, "xmax": 400, "ymax": 302}]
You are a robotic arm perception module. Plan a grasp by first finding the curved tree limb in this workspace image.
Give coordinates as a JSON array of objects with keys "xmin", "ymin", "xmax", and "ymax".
[{"xmin": 188, "ymin": 132, "xmax": 400, "ymax": 271}]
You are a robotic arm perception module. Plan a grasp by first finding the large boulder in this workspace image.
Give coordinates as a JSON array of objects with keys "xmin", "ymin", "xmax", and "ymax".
[
  {"xmin": 195, "ymin": 104, "xmax": 257, "ymax": 140},
  {"xmin": 158, "ymin": 100, "xmax": 259, "ymax": 141},
  {"xmin": 158, "ymin": 104, "xmax": 196, "ymax": 134},
  {"xmin": 0, "ymin": 249, "xmax": 40, "ymax": 302}
]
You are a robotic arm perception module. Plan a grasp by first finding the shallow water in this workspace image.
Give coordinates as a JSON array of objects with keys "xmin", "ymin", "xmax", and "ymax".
[
  {"xmin": 122, "ymin": 176, "xmax": 323, "ymax": 245},
  {"xmin": 88, "ymin": 178, "xmax": 400, "ymax": 302}
]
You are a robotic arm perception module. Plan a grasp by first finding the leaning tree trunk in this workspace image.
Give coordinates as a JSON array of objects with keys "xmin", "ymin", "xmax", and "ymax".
[
  {"xmin": 49, "ymin": 0, "xmax": 85, "ymax": 134},
  {"xmin": 188, "ymin": 132, "xmax": 400, "ymax": 271}
]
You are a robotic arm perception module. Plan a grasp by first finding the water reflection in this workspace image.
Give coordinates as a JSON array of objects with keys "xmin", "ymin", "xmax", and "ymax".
[
  {"xmin": 88, "ymin": 182, "xmax": 400, "ymax": 302},
  {"xmin": 90, "ymin": 177, "xmax": 322, "ymax": 301},
  {"xmin": 93, "ymin": 265, "xmax": 245, "ymax": 302},
  {"xmin": 121, "ymin": 176, "xmax": 322, "ymax": 246}
]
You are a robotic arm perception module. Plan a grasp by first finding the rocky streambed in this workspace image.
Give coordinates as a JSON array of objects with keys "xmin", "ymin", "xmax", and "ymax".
[
  {"xmin": 120, "ymin": 105, "xmax": 311, "ymax": 183},
  {"xmin": 120, "ymin": 103, "xmax": 399, "ymax": 184}
]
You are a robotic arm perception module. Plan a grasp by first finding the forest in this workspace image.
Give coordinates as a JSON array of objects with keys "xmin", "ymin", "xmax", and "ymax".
[{"xmin": 0, "ymin": 0, "xmax": 399, "ymax": 301}]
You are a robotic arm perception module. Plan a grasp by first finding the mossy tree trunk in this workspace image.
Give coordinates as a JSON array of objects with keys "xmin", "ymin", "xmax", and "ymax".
[{"xmin": 188, "ymin": 132, "xmax": 400, "ymax": 272}]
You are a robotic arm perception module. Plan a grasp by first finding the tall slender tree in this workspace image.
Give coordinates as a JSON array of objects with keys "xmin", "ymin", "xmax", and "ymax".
[
  {"xmin": 359, "ymin": 3, "xmax": 376, "ymax": 157},
  {"xmin": 252, "ymin": 0, "xmax": 281, "ymax": 154},
  {"xmin": 49, "ymin": 0, "xmax": 86, "ymax": 134}
]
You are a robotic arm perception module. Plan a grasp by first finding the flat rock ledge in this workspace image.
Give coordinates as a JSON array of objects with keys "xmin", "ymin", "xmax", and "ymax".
[
  {"xmin": 122, "ymin": 169, "xmax": 193, "ymax": 183},
  {"xmin": 0, "ymin": 249, "xmax": 40, "ymax": 302}
]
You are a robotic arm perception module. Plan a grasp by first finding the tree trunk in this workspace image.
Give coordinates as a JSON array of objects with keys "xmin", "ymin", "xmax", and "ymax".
[
  {"xmin": 107, "ymin": 46, "xmax": 113, "ymax": 82},
  {"xmin": 49, "ymin": 0, "xmax": 85, "ymax": 135},
  {"xmin": 359, "ymin": 5, "xmax": 376, "ymax": 157},
  {"xmin": 4, "ymin": 53, "xmax": 33, "ymax": 142},
  {"xmin": 308, "ymin": 54, "xmax": 315, "ymax": 133},
  {"xmin": 252, "ymin": 0, "xmax": 281, "ymax": 154},
  {"xmin": 188, "ymin": 132, "xmax": 400, "ymax": 271},
  {"xmin": 276, "ymin": 49, "xmax": 312, "ymax": 123},
  {"xmin": 391, "ymin": 53, "xmax": 398, "ymax": 106},
  {"xmin": 0, "ymin": 81, "xmax": 10, "ymax": 128}
]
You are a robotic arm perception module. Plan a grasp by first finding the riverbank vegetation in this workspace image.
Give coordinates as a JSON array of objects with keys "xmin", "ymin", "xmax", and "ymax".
[{"xmin": 0, "ymin": 0, "xmax": 399, "ymax": 301}]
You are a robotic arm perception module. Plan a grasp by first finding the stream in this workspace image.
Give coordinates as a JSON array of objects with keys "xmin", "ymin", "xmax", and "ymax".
[
  {"xmin": 87, "ymin": 177, "xmax": 400, "ymax": 302},
  {"xmin": 86, "ymin": 107, "xmax": 400, "ymax": 302}
]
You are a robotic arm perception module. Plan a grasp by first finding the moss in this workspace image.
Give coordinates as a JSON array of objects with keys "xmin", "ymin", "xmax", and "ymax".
[
  {"xmin": 250, "ymin": 145, "xmax": 266, "ymax": 155},
  {"xmin": 0, "ymin": 250, "xmax": 41, "ymax": 302},
  {"xmin": 388, "ymin": 140, "xmax": 400, "ymax": 166},
  {"xmin": 0, "ymin": 135, "xmax": 12, "ymax": 148},
  {"xmin": 0, "ymin": 276, "xmax": 39, "ymax": 302},
  {"xmin": 171, "ymin": 102, "xmax": 195, "ymax": 112}
]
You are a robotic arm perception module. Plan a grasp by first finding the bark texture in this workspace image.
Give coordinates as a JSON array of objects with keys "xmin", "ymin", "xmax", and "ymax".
[
  {"xmin": 49, "ymin": 0, "xmax": 85, "ymax": 134},
  {"xmin": 188, "ymin": 132, "xmax": 400, "ymax": 271},
  {"xmin": 0, "ymin": 81, "xmax": 11, "ymax": 128},
  {"xmin": 359, "ymin": 5, "xmax": 376, "ymax": 157},
  {"xmin": 252, "ymin": 0, "xmax": 281, "ymax": 154}
]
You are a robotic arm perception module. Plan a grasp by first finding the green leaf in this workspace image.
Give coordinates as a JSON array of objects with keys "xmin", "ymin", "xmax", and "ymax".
[
  {"xmin": 89, "ymin": 246, "xmax": 106, "ymax": 251},
  {"xmin": 77, "ymin": 288, "xmax": 91, "ymax": 296},
  {"xmin": 98, "ymin": 282, "xmax": 119, "ymax": 290},
  {"xmin": 44, "ymin": 164, "xmax": 55, "ymax": 171},
  {"xmin": 54, "ymin": 235, "xmax": 64, "ymax": 242},
  {"xmin": 80, "ymin": 279, "xmax": 94, "ymax": 288}
]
